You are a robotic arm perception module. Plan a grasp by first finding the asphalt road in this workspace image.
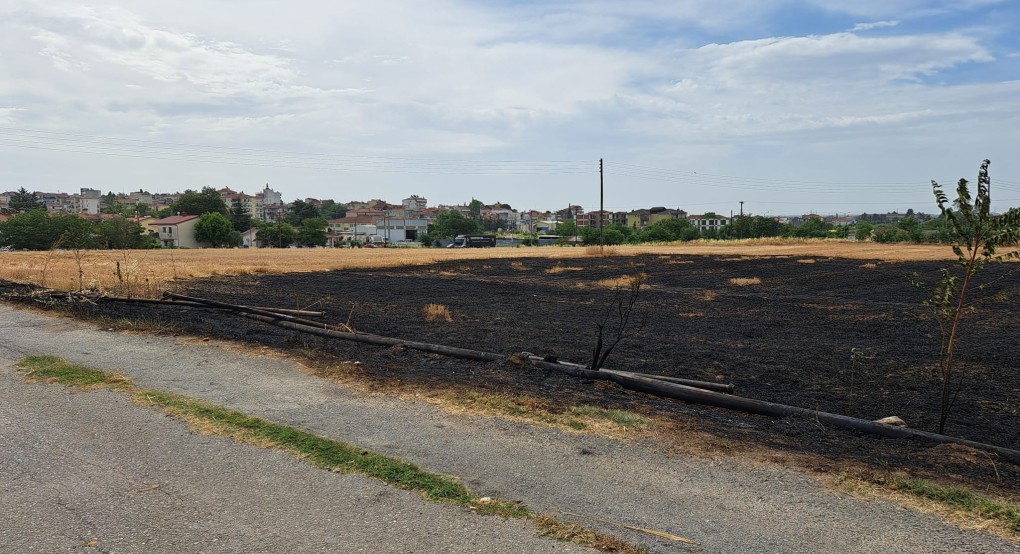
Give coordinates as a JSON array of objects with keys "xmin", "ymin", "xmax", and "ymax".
[{"xmin": 1, "ymin": 304, "xmax": 1016, "ymax": 553}]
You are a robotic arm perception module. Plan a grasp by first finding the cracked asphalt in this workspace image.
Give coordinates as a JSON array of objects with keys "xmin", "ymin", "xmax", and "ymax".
[{"xmin": 1, "ymin": 304, "xmax": 1016, "ymax": 553}]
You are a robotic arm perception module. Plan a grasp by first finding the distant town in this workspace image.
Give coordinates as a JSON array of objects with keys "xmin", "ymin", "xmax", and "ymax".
[{"xmin": 0, "ymin": 185, "xmax": 937, "ymax": 249}]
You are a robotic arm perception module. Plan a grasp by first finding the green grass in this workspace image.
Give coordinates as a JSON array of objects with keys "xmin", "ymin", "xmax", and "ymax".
[
  {"xmin": 18, "ymin": 355, "xmax": 130, "ymax": 388},
  {"xmin": 566, "ymin": 405, "xmax": 649, "ymax": 428},
  {"xmin": 892, "ymin": 477, "xmax": 1020, "ymax": 533},
  {"xmin": 17, "ymin": 356, "xmax": 647, "ymax": 553},
  {"xmin": 140, "ymin": 390, "xmax": 472, "ymax": 503}
]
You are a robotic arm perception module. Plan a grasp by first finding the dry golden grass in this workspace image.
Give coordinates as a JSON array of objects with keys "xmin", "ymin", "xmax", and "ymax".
[
  {"xmin": 796, "ymin": 258, "xmax": 817, "ymax": 264},
  {"xmin": 422, "ymin": 303, "xmax": 453, "ymax": 322},
  {"xmin": 0, "ymin": 240, "xmax": 958, "ymax": 296},
  {"xmin": 593, "ymin": 273, "xmax": 647, "ymax": 289},
  {"xmin": 544, "ymin": 264, "xmax": 583, "ymax": 274},
  {"xmin": 729, "ymin": 277, "xmax": 762, "ymax": 286},
  {"xmin": 584, "ymin": 245, "xmax": 619, "ymax": 256},
  {"xmin": 700, "ymin": 289, "xmax": 718, "ymax": 301}
]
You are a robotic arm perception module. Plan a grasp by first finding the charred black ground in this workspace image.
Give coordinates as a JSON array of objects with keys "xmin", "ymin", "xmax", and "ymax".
[{"xmin": 6, "ymin": 253, "xmax": 1019, "ymax": 491}]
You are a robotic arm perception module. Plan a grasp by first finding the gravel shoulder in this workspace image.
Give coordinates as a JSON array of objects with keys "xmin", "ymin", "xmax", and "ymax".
[{"xmin": 1, "ymin": 304, "xmax": 1016, "ymax": 553}]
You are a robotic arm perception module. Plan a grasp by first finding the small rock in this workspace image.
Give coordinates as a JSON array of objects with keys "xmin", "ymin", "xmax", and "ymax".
[{"xmin": 874, "ymin": 416, "xmax": 907, "ymax": 427}]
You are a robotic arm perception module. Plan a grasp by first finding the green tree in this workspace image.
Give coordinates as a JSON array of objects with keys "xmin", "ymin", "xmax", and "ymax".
[
  {"xmin": 429, "ymin": 210, "xmax": 483, "ymax": 239},
  {"xmin": 229, "ymin": 200, "xmax": 253, "ymax": 232},
  {"xmin": 0, "ymin": 209, "xmax": 57, "ymax": 249},
  {"xmin": 8, "ymin": 187, "xmax": 43, "ymax": 213},
  {"xmin": 468, "ymin": 198, "xmax": 484, "ymax": 220},
  {"xmin": 101, "ymin": 192, "xmax": 121, "ymax": 214},
  {"xmin": 120, "ymin": 203, "xmax": 152, "ymax": 218},
  {"xmin": 578, "ymin": 226, "xmax": 600, "ymax": 244},
  {"xmin": 319, "ymin": 200, "xmax": 347, "ymax": 220},
  {"xmin": 921, "ymin": 159, "xmax": 1020, "ymax": 433},
  {"xmin": 258, "ymin": 221, "xmax": 298, "ymax": 248},
  {"xmin": 792, "ymin": 217, "xmax": 832, "ymax": 238},
  {"xmin": 97, "ymin": 216, "xmax": 149, "ymax": 249},
  {"xmin": 897, "ymin": 216, "xmax": 922, "ymax": 242},
  {"xmin": 52, "ymin": 214, "xmax": 95, "ymax": 250},
  {"xmin": 872, "ymin": 224, "xmax": 908, "ymax": 243},
  {"xmin": 171, "ymin": 187, "xmax": 228, "ymax": 216},
  {"xmin": 284, "ymin": 199, "xmax": 321, "ymax": 226},
  {"xmin": 0, "ymin": 210, "xmax": 93, "ymax": 250},
  {"xmin": 194, "ymin": 212, "xmax": 235, "ymax": 247},
  {"xmin": 553, "ymin": 220, "xmax": 577, "ymax": 237},
  {"xmin": 743, "ymin": 216, "xmax": 784, "ymax": 238},
  {"xmin": 855, "ymin": 221, "xmax": 874, "ymax": 241},
  {"xmin": 299, "ymin": 217, "xmax": 328, "ymax": 247},
  {"xmin": 635, "ymin": 218, "xmax": 698, "ymax": 243}
]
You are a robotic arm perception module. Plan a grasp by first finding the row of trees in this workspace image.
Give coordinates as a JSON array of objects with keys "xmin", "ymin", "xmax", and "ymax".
[
  {"xmin": 546, "ymin": 214, "xmax": 960, "ymax": 246},
  {"xmin": 0, "ymin": 186, "xmax": 334, "ymax": 250},
  {"xmin": 0, "ymin": 210, "xmax": 155, "ymax": 250}
]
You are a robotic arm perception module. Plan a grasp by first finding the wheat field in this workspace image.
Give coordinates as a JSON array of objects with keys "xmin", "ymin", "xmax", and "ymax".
[{"xmin": 0, "ymin": 240, "xmax": 955, "ymax": 296}]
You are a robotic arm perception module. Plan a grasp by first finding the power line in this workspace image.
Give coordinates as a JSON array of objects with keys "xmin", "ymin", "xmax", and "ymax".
[{"xmin": 0, "ymin": 127, "xmax": 594, "ymax": 175}]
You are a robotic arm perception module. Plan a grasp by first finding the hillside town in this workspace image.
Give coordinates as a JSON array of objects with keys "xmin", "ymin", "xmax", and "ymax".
[{"xmin": 0, "ymin": 184, "xmax": 931, "ymax": 249}]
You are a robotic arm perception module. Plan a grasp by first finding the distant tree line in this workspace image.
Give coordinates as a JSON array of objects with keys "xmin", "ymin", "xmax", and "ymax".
[{"xmin": 0, "ymin": 186, "xmax": 334, "ymax": 250}]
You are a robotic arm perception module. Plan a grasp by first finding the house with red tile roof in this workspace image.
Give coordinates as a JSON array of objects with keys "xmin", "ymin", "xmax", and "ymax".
[{"xmin": 152, "ymin": 214, "xmax": 202, "ymax": 248}]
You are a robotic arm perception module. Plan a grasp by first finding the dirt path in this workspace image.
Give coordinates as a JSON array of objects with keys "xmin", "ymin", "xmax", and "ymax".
[{"xmin": 1, "ymin": 304, "xmax": 1015, "ymax": 553}]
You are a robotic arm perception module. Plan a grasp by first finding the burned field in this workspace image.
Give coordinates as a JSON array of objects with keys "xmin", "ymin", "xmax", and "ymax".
[{"xmin": 28, "ymin": 253, "xmax": 1020, "ymax": 484}]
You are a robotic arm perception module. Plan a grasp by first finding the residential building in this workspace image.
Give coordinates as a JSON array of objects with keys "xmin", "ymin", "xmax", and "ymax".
[
  {"xmin": 626, "ymin": 207, "xmax": 686, "ymax": 230},
  {"xmin": 688, "ymin": 214, "xmax": 730, "ymax": 233},
  {"xmin": 152, "ymin": 214, "xmax": 202, "ymax": 248},
  {"xmin": 576, "ymin": 210, "xmax": 628, "ymax": 228},
  {"xmin": 75, "ymin": 188, "xmax": 101, "ymax": 215},
  {"xmin": 255, "ymin": 184, "xmax": 284, "ymax": 222},
  {"xmin": 327, "ymin": 216, "xmax": 378, "ymax": 244},
  {"xmin": 402, "ymin": 195, "xmax": 428, "ymax": 213},
  {"xmin": 241, "ymin": 227, "xmax": 259, "ymax": 248}
]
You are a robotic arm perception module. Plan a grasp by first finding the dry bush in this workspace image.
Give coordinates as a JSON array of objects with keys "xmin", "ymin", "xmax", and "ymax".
[
  {"xmin": 422, "ymin": 303, "xmax": 453, "ymax": 322},
  {"xmin": 860, "ymin": 262, "xmax": 878, "ymax": 269},
  {"xmin": 509, "ymin": 261, "xmax": 527, "ymax": 270},
  {"xmin": 796, "ymin": 258, "xmax": 817, "ymax": 264},
  {"xmin": 700, "ymin": 289, "xmax": 718, "ymax": 301},
  {"xmin": 677, "ymin": 311, "xmax": 705, "ymax": 318},
  {"xmin": 729, "ymin": 277, "xmax": 762, "ymax": 286}
]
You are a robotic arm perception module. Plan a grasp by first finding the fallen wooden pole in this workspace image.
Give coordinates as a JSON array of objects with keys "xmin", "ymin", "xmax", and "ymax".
[
  {"xmin": 164, "ymin": 292, "xmax": 335, "ymax": 329},
  {"xmin": 101, "ymin": 296, "xmax": 325, "ymax": 317},
  {"xmin": 524, "ymin": 355, "xmax": 735, "ymax": 394},
  {"xmin": 235, "ymin": 312, "xmax": 507, "ymax": 363},
  {"xmin": 529, "ymin": 357, "xmax": 1020, "ymax": 464}
]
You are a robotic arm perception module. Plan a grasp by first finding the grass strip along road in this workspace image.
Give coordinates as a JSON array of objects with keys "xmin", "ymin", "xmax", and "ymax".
[{"xmin": 16, "ymin": 355, "xmax": 648, "ymax": 553}]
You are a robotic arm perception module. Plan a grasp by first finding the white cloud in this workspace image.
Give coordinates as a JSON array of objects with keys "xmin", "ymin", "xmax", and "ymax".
[
  {"xmin": 852, "ymin": 20, "xmax": 899, "ymax": 32},
  {"xmin": 0, "ymin": 0, "xmax": 1017, "ymax": 213}
]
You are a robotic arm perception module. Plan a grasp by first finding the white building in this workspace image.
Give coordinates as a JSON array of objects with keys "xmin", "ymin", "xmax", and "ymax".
[{"xmin": 402, "ymin": 195, "xmax": 428, "ymax": 212}]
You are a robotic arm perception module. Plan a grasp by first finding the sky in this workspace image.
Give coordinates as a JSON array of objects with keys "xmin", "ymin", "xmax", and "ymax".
[{"xmin": 1, "ymin": 0, "xmax": 1019, "ymax": 216}]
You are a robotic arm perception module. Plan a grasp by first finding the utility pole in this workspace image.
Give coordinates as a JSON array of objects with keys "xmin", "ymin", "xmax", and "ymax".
[
  {"xmin": 738, "ymin": 201, "xmax": 744, "ymax": 240},
  {"xmin": 599, "ymin": 158, "xmax": 604, "ymax": 253}
]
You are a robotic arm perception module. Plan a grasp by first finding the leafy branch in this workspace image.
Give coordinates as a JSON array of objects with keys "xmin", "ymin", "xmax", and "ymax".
[{"xmin": 924, "ymin": 159, "xmax": 1020, "ymax": 433}]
